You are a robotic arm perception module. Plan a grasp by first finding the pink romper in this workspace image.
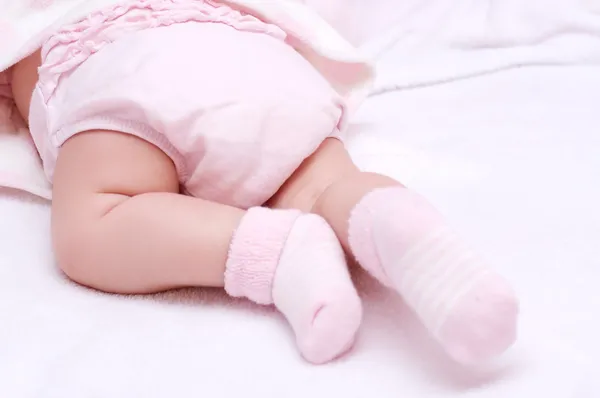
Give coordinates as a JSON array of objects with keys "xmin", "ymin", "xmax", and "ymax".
[{"xmin": 28, "ymin": 0, "xmax": 348, "ymax": 209}]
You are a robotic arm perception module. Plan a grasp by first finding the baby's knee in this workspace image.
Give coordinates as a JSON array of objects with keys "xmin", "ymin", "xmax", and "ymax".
[
  {"xmin": 52, "ymin": 219, "xmax": 102, "ymax": 288},
  {"xmin": 267, "ymin": 139, "xmax": 360, "ymax": 211},
  {"xmin": 52, "ymin": 193, "xmax": 128, "ymax": 289}
]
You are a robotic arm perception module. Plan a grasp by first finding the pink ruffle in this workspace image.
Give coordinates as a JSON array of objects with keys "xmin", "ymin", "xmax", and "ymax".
[{"xmin": 37, "ymin": 0, "xmax": 287, "ymax": 103}]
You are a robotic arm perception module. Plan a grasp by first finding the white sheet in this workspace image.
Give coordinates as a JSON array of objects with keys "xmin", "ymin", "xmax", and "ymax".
[{"xmin": 1, "ymin": 1, "xmax": 600, "ymax": 397}]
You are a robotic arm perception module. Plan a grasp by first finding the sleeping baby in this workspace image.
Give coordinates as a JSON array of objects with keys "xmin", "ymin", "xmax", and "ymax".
[{"xmin": 2, "ymin": 0, "xmax": 518, "ymax": 365}]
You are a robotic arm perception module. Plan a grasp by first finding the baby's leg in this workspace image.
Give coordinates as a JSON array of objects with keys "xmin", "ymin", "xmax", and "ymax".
[
  {"xmin": 269, "ymin": 138, "xmax": 519, "ymax": 364},
  {"xmin": 52, "ymin": 130, "xmax": 242, "ymax": 293},
  {"xmin": 52, "ymin": 130, "xmax": 360, "ymax": 363}
]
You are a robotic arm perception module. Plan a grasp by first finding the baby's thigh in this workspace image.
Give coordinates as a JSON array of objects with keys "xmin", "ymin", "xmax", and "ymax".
[
  {"xmin": 10, "ymin": 49, "xmax": 42, "ymax": 122},
  {"xmin": 51, "ymin": 130, "xmax": 179, "ymax": 252}
]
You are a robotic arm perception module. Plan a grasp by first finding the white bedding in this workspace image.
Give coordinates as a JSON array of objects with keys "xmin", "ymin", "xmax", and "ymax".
[{"xmin": 1, "ymin": 1, "xmax": 600, "ymax": 397}]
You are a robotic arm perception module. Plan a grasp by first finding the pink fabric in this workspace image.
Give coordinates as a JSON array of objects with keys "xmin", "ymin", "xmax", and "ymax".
[
  {"xmin": 437, "ymin": 273, "xmax": 519, "ymax": 364},
  {"xmin": 225, "ymin": 209, "xmax": 362, "ymax": 364},
  {"xmin": 29, "ymin": 0, "xmax": 347, "ymax": 209},
  {"xmin": 348, "ymin": 186, "xmax": 446, "ymax": 287},
  {"xmin": 348, "ymin": 187, "xmax": 519, "ymax": 364},
  {"xmin": 347, "ymin": 196, "xmax": 392, "ymax": 287},
  {"xmin": 224, "ymin": 207, "xmax": 300, "ymax": 305},
  {"xmin": 270, "ymin": 213, "xmax": 362, "ymax": 364},
  {"xmin": 36, "ymin": 0, "xmax": 287, "ymax": 103},
  {"xmin": 0, "ymin": 70, "xmax": 51, "ymax": 199}
]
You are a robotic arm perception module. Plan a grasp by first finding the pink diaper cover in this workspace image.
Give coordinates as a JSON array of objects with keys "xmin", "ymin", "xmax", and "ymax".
[{"xmin": 28, "ymin": 0, "xmax": 347, "ymax": 209}]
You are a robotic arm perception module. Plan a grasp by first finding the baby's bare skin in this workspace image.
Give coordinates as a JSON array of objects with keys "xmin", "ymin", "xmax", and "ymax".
[{"xmin": 11, "ymin": 49, "xmax": 42, "ymax": 122}]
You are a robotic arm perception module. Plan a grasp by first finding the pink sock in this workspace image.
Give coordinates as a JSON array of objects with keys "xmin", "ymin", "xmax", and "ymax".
[
  {"xmin": 225, "ymin": 207, "xmax": 362, "ymax": 364},
  {"xmin": 348, "ymin": 187, "xmax": 519, "ymax": 364}
]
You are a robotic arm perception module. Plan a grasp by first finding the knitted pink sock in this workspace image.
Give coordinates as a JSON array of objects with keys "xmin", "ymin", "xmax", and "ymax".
[
  {"xmin": 225, "ymin": 207, "xmax": 362, "ymax": 364},
  {"xmin": 348, "ymin": 187, "xmax": 519, "ymax": 364}
]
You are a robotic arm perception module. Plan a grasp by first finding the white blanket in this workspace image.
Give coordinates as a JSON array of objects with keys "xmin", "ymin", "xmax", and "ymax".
[{"xmin": 1, "ymin": 1, "xmax": 599, "ymax": 396}]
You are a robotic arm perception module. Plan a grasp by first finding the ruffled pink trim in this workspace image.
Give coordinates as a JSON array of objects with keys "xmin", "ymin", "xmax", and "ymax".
[{"xmin": 37, "ymin": 0, "xmax": 287, "ymax": 103}]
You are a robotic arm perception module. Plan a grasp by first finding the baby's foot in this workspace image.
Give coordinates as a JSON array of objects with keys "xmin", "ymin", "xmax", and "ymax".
[
  {"xmin": 348, "ymin": 187, "xmax": 519, "ymax": 364},
  {"xmin": 273, "ymin": 213, "xmax": 362, "ymax": 363},
  {"xmin": 225, "ymin": 208, "xmax": 362, "ymax": 364}
]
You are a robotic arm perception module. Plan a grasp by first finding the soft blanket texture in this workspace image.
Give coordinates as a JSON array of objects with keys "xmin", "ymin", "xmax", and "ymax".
[{"xmin": 1, "ymin": 0, "xmax": 599, "ymax": 396}]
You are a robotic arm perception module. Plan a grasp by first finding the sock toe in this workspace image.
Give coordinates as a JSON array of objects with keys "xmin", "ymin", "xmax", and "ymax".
[
  {"xmin": 436, "ymin": 274, "xmax": 519, "ymax": 364},
  {"xmin": 345, "ymin": 187, "xmax": 520, "ymax": 364},
  {"xmin": 273, "ymin": 214, "xmax": 363, "ymax": 364},
  {"xmin": 298, "ymin": 289, "xmax": 363, "ymax": 364}
]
